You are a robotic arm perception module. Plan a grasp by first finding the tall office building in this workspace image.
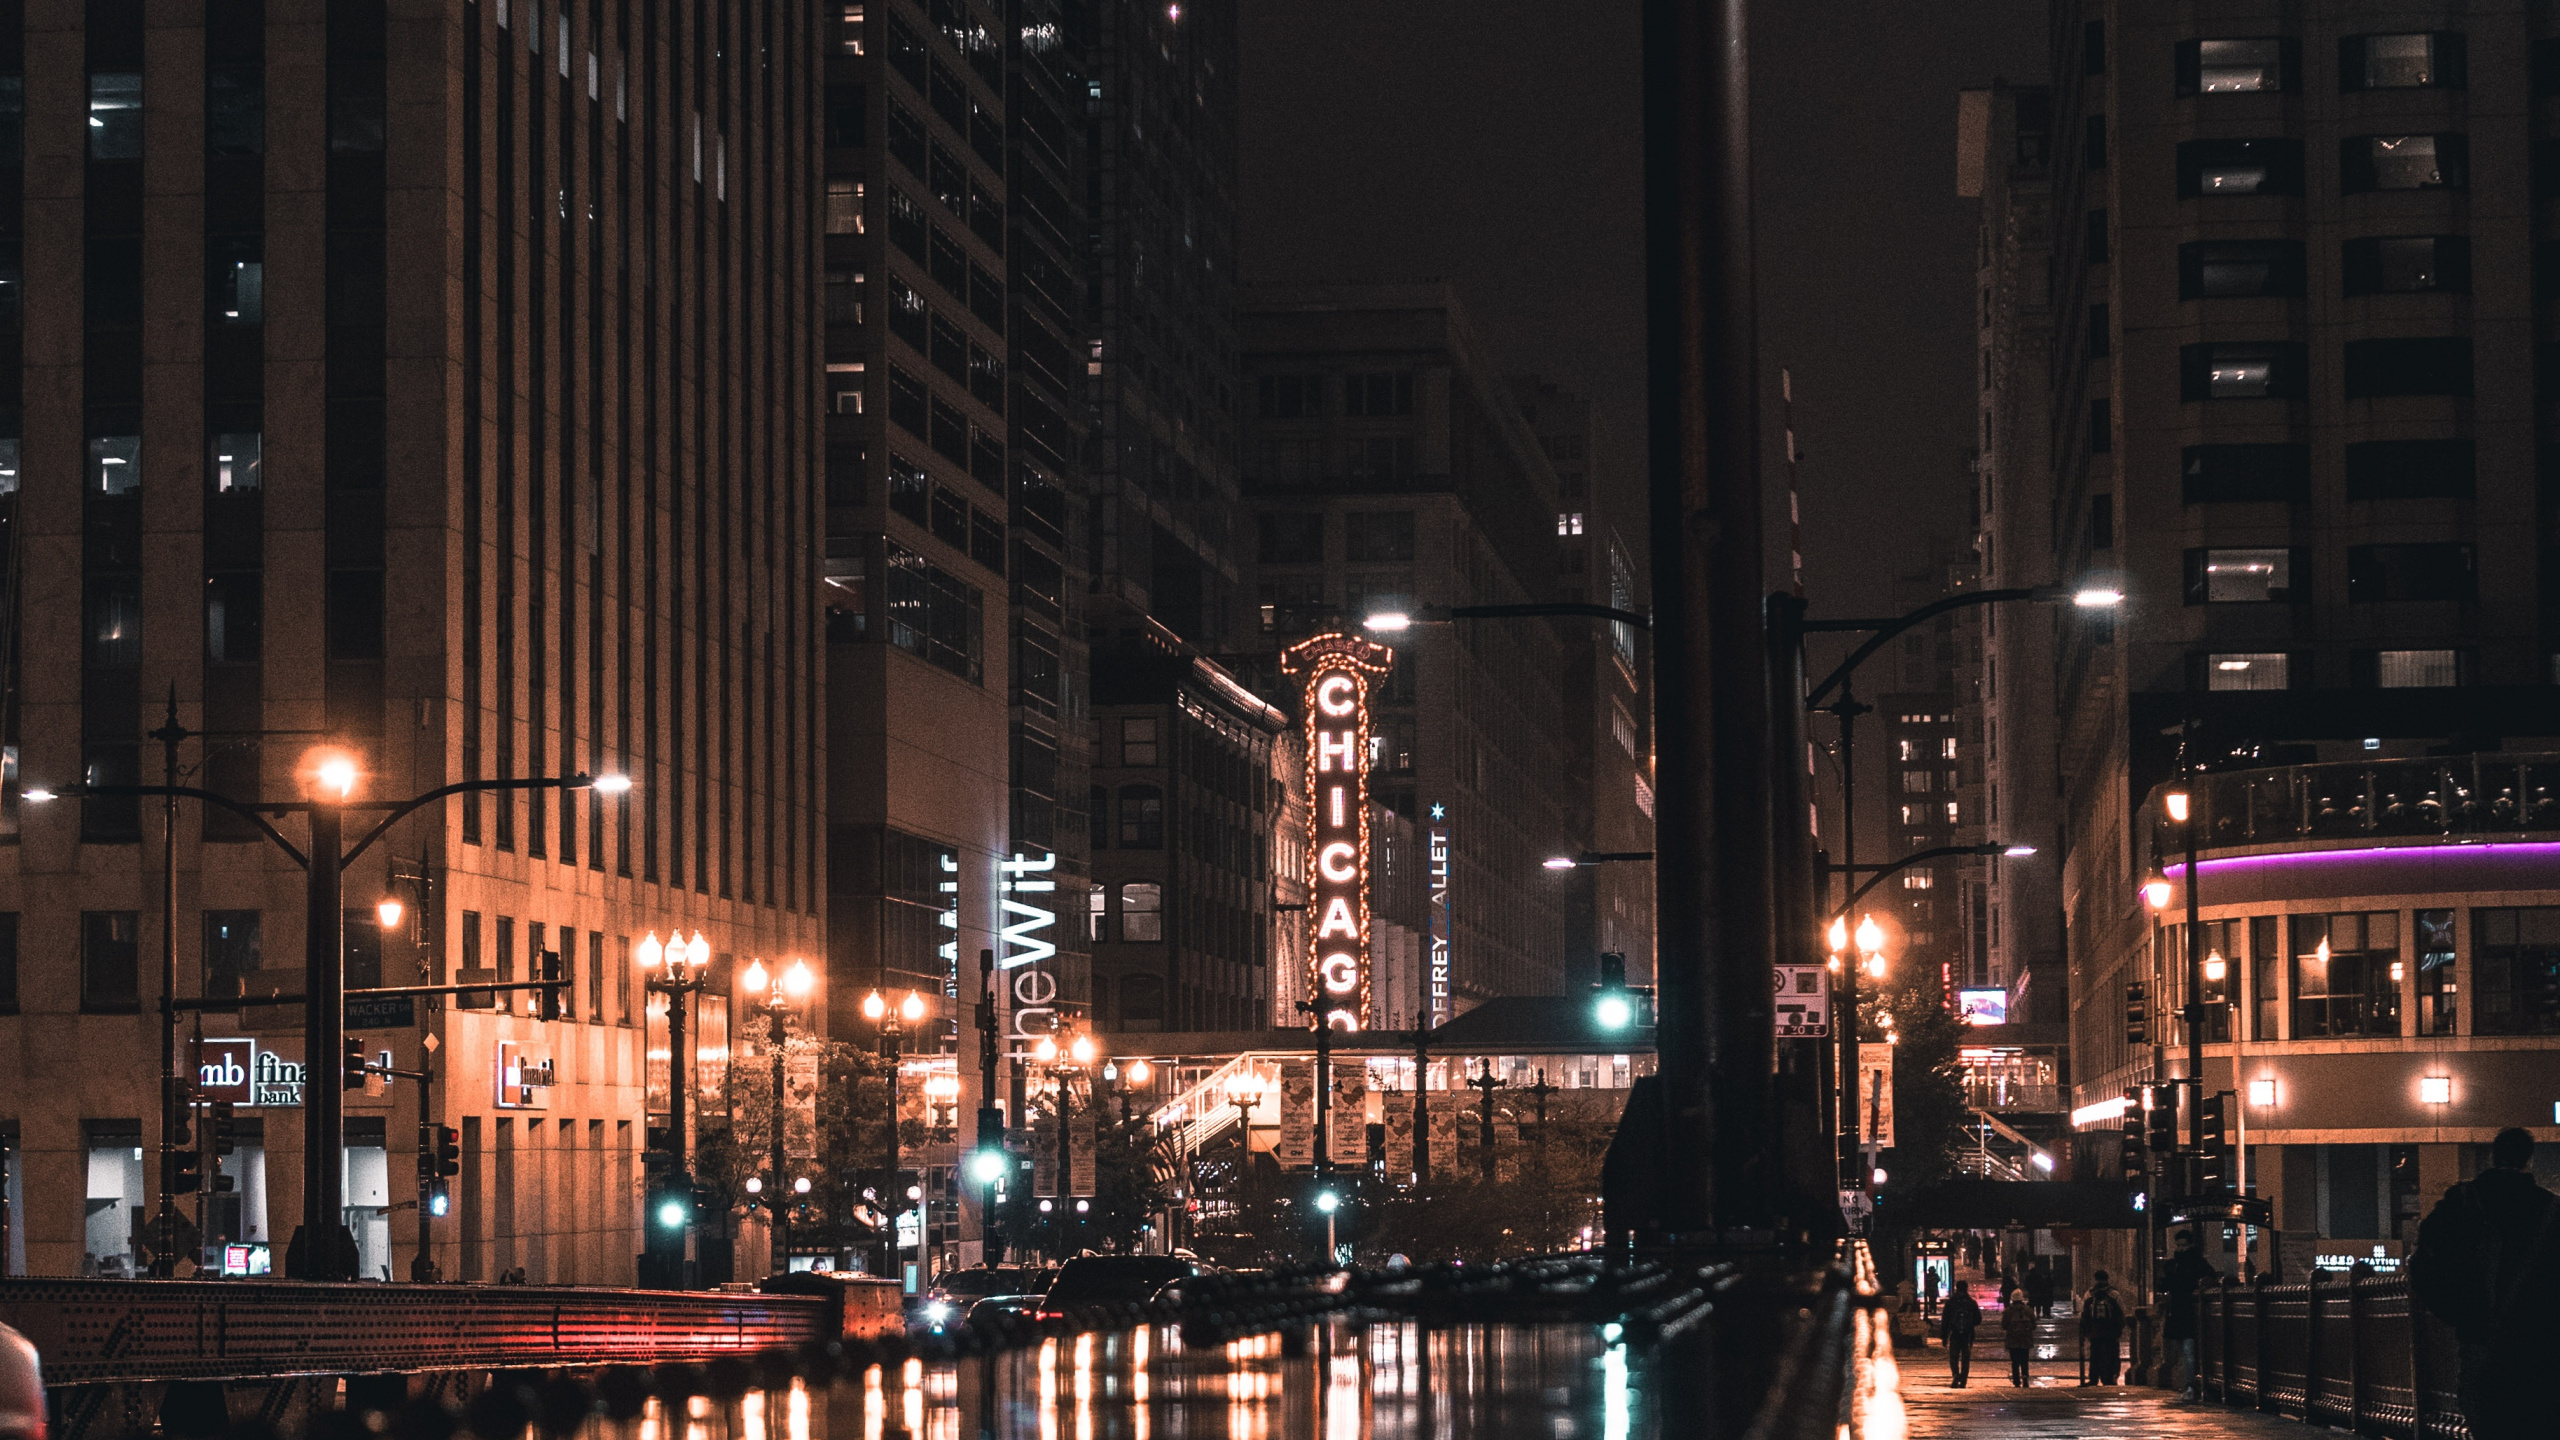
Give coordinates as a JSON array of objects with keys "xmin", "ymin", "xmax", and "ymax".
[
  {"xmin": 0, "ymin": 0, "xmax": 823, "ymax": 1281},
  {"xmin": 1875, "ymin": 548, "xmax": 1978, "ymax": 1003},
  {"xmin": 1511, "ymin": 378, "xmax": 1654, "ymax": 990},
  {"xmin": 819, "ymin": 0, "xmax": 1026, "ymax": 1270},
  {"xmin": 1240, "ymin": 284, "xmax": 1575, "ymax": 1014},
  {"xmin": 2041, "ymin": 4, "xmax": 2560, "ymax": 1277}
]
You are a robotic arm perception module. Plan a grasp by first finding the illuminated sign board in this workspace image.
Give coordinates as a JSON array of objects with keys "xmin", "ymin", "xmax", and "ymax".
[
  {"xmin": 1282, "ymin": 632, "xmax": 1394, "ymax": 1031},
  {"xmin": 199, "ymin": 1038, "xmax": 305, "ymax": 1109},
  {"xmin": 999, "ymin": 851, "xmax": 1060, "ymax": 1055},
  {"xmin": 1957, "ymin": 988, "xmax": 2009, "ymax": 1026},
  {"xmin": 1427, "ymin": 804, "xmax": 1452, "ymax": 1028},
  {"xmin": 495, "ymin": 1040, "xmax": 555, "ymax": 1108}
]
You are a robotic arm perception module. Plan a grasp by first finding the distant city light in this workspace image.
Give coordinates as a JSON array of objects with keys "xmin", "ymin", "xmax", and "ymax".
[
  {"xmin": 2248, "ymin": 1079, "xmax": 2277, "ymax": 1107},
  {"xmin": 1543, "ymin": 856, "xmax": 1578, "ymax": 871},
  {"xmin": 2420, "ymin": 1076, "xmax": 2452, "ymax": 1105},
  {"xmin": 2073, "ymin": 587, "xmax": 2125, "ymax": 607},
  {"xmin": 2003, "ymin": 844, "xmax": 2037, "ymax": 857},
  {"xmin": 1364, "ymin": 612, "xmax": 1412, "ymax": 632},
  {"xmin": 2030, "ymin": 1151, "xmax": 2055, "ymax": 1172},
  {"xmin": 591, "ymin": 772, "xmax": 634, "ymax": 795}
]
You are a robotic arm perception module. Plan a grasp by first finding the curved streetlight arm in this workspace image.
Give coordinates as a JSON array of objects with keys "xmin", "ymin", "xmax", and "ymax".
[
  {"xmin": 60, "ymin": 784, "xmax": 311, "ymax": 867},
  {"xmin": 1803, "ymin": 588, "xmax": 2051, "ymax": 707},
  {"xmin": 343, "ymin": 773, "xmax": 602, "ymax": 863},
  {"xmin": 1832, "ymin": 843, "xmax": 2015, "ymax": 919}
]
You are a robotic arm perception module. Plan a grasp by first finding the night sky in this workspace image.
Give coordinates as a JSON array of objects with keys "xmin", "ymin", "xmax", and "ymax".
[{"xmin": 1236, "ymin": 0, "xmax": 2049, "ymax": 622}]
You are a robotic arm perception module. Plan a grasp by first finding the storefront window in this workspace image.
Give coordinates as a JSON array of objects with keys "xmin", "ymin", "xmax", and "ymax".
[
  {"xmin": 2473, "ymin": 907, "xmax": 2560, "ymax": 1036},
  {"xmin": 2291, "ymin": 912, "xmax": 2402, "ymax": 1038},
  {"xmin": 343, "ymin": 1135, "xmax": 391, "ymax": 1280},
  {"xmin": 83, "ymin": 1130, "xmax": 144, "ymax": 1276}
]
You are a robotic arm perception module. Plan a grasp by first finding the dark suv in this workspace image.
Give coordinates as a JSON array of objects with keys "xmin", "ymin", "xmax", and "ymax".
[{"xmin": 1037, "ymin": 1256, "xmax": 1210, "ymax": 1317}]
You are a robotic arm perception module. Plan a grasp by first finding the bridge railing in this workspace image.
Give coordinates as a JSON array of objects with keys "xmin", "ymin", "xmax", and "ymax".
[{"xmin": 2195, "ymin": 1273, "xmax": 2466, "ymax": 1438}]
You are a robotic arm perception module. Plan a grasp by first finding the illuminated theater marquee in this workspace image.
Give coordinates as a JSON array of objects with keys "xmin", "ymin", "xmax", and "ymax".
[{"xmin": 1281, "ymin": 633, "xmax": 1394, "ymax": 1031}]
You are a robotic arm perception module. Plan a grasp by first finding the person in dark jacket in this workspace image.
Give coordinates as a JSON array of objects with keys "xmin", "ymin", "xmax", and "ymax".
[
  {"xmin": 2025, "ymin": 1257, "xmax": 2054, "ymax": 1317},
  {"xmin": 2413, "ymin": 1127, "xmax": 2560, "ymax": 1440},
  {"xmin": 2000, "ymin": 1286, "xmax": 2038, "ymax": 1386},
  {"xmin": 2077, "ymin": 1271, "xmax": 2128, "ymax": 1385},
  {"xmin": 2161, "ymin": 1229, "xmax": 2220, "ymax": 1398},
  {"xmin": 1940, "ymin": 1282, "xmax": 1982, "ymax": 1386}
]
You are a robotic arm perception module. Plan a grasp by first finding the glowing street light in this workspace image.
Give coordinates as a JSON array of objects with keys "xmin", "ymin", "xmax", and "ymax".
[
  {"xmin": 2073, "ymin": 586, "xmax": 2126, "ymax": 608},
  {"xmin": 2144, "ymin": 877, "xmax": 2173, "ymax": 910},
  {"xmin": 1363, "ymin": 611, "xmax": 1413, "ymax": 633},
  {"xmin": 590, "ymin": 771, "xmax": 634, "ymax": 795},
  {"xmin": 2165, "ymin": 791, "xmax": 2191, "ymax": 824},
  {"xmin": 375, "ymin": 897, "xmax": 405, "ymax": 930}
]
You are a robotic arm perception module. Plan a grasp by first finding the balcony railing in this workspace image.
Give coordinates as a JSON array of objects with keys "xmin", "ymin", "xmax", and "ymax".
[
  {"xmin": 2195, "ymin": 1272, "xmax": 2464, "ymax": 1437},
  {"xmin": 2151, "ymin": 753, "xmax": 2560, "ymax": 851}
]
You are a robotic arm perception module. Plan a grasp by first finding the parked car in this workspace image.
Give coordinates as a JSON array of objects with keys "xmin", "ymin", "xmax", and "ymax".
[
  {"xmin": 913, "ymin": 1265, "xmax": 1052, "ymax": 1332},
  {"xmin": 1037, "ymin": 1256, "xmax": 1210, "ymax": 1318},
  {"xmin": 962, "ymin": 1294, "xmax": 1047, "ymax": 1327}
]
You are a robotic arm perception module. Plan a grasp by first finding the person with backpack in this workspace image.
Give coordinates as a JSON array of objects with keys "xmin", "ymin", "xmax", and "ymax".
[
  {"xmin": 2078, "ymin": 1271, "xmax": 2128, "ymax": 1385},
  {"xmin": 1940, "ymin": 1280, "xmax": 1982, "ymax": 1386},
  {"xmin": 2412, "ymin": 1127, "xmax": 2560, "ymax": 1440},
  {"xmin": 2000, "ymin": 1284, "xmax": 2038, "ymax": 1386}
]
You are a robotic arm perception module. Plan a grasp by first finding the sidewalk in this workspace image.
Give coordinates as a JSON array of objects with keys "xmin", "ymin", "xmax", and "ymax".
[{"xmin": 1903, "ymin": 1386, "xmax": 2331, "ymax": 1439}]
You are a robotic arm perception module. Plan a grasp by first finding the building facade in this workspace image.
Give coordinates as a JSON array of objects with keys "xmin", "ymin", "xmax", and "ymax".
[
  {"xmin": 1239, "ymin": 285, "xmax": 1576, "ymax": 1012},
  {"xmin": 2039, "ymin": 1, "xmax": 2560, "ymax": 1278},
  {"xmin": 0, "ymin": 0, "xmax": 824, "ymax": 1280}
]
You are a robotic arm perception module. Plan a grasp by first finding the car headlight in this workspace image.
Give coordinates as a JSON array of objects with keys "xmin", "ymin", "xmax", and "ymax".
[{"xmin": 923, "ymin": 1302, "xmax": 952, "ymax": 1322}]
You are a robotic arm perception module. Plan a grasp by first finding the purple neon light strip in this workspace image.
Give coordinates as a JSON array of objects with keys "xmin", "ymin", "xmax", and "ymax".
[{"xmin": 2164, "ymin": 839, "xmax": 2560, "ymax": 878}]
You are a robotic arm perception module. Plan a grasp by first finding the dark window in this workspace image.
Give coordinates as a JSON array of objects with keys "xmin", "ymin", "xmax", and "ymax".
[
  {"xmin": 2345, "ymin": 440, "xmax": 2474, "ymax": 500},
  {"xmin": 89, "ymin": 72, "xmax": 142, "ymax": 160},
  {"xmin": 1257, "ymin": 375, "xmax": 1322, "ymax": 419},
  {"xmin": 82, "ymin": 910, "xmax": 140, "ymax": 1012},
  {"xmin": 927, "ymin": 140, "xmax": 966, "ymax": 217},
  {"xmin": 883, "ymin": 542, "xmax": 983, "ymax": 683},
  {"xmin": 2343, "ymin": 338, "xmax": 2473, "ymax": 398},
  {"xmin": 1119, "ymin": 972, "xmax": 1164, "ymax": 1022},
  {"xmin": 929, "ymin": 396, "xmax": 968, "ymax": 465},
  {"xmin": 1258, "ymin": 512, "xmax": 1324, "ymax": 565},
  {"xmin": 1118, "ymin": 786, "xmax": 1164, "ymax": 848},
  {"xmin": 2351, "ymin": 649, "xmax": 2470, "ymax": 688},
  {"xmin": 2179, "ymin": 342, "xmax": 2310, "ymax": 401},
  {"xmin": 2089, "ymin": 400, "xmax": 2111, "ymax": 455},
  {"xmin": 886, "ymin": 99, "xmax": 927, "ymax": 175},
  {"xmin": 2084, "ymin": 114, "xmax": 2106, "ymax": 170},
  {"xmin": 930, "ymin": 484, "xmax": 969, "ymax": 549},
  {"xmin": 2290, "ymin": 912, "xmax": 2401, "ymax": 1039},
  {"xmin": 2175, "ymin": 37, "xmax": 2294, "ymax": 95},
  {"xmin": 343, "ymin": 909, "xmax": 382, "ymax": 990},
  {"xmin": 2088, "ymin": 493, "xmax": 2113, "ymax": 550},
  {"xmin": 1343, "ymin": 373, "xmax": 1413, "ymax": 417},
  {"xmin": 2341, "ymin": 33, "xmax": 2465, "ymax": 91},
  {"xmin": 2085, "ymin": 209, "xmax": 2109, "ymax": 264},
  {"xmin": 2083, "ymin": 19, "xmax": 2104, "ymax": 75},
  {"xmin": 2342, "ymin": 236, "xmax": 2470, "ymax": 295},
  {"xmin": 885, "ymin": 12, "xmax": 927, "ymax": 87},
  {"xmin": 825, "ymin": 82, "xmax": 866, "ymax": 148},
  {"xmin": 2347, "ymin": 543, "xmax": 2474, "ymax": 602},
  {"xmin": 2341, "ymin": 134, "xmax": 2466, "ymax": 193},
  {"xmin": 87, "ymin": 237, "xmax": 144, "ymax": 329},
  {"xmin": 968, "ymin": 261, "xmax": 1004, "ymax": 330},
  {"xmin": 1088, "ymin": 788, "xmax": 1110, "ymax": 852},
  {"xmin": 0, "ymin": 914, "xmax": 16, "ymax": 1012},
  {"xmin": 2177, "ymin": 138, "xmax": 2303, "ymax": 196},
  {"xmin": 969, "ymin": 505, "xmax": 1005, "ymax": 575},
  {"xmin": 2087, "ymin": 304, "xmax": 2110, "ymax": 358},
  {"xmin": 928, "ymin": 228, "xmax": 967, "ymax": 294},
  {"xmin": 2474, "ymin": 908, "xmax": 2560, "ymax": 1036},
  {"xmin": 884, "ymin": 189, "xmax": 928, "ymax": 260},
  {"xmin": 207, "ymin": 234, "xmax": 264, "ymax": 324},
  {"xmin": 2183, "ymin": 547, "xmax": 2305, "ymax": 603},
  {"xmin": 205, "ymin": 572, "xmax": 263, "ymax": 662},
  {"xmin": 886, "ymin": 277, "xmax": 926, "ymax": 350},
  {"xmin": 0, "ymin": 76, "xmax": 21, "ymax": 166},
  {"xmin": 2416, "ymin": 910, "xmax": 2456, "ymax": 1036},
  {"xmin": 204, "ymin": 910, "xmax": 260, "ymax": 1000},
  {"xmin": 928, "ymin": 312, "xmax": 968, "ymax": 382},
  {"xmin": 207, "ymin": 65, "xmax": 264, "ymax": 155},
  {"xmin": 2178, "ymin": 240, "xmax": 2306, "ymax": 299},
  {"xmin": 887, "ymin": 454, "xmax": 929, "ymax": 526},
  {"xmin": 1345, "ymin": 510, "xmax": 1416, "ymax": 562},
  {"xmin": 2181, "ymin": 444, "xmax": 2309, "ymax": 504},
  {"xmin": 886, "ymin": 364, "xmax": 928, "ymax": 436},
  {"xmin": 325, "ymin": 571, "xmax": 385, "ymax": 659},
  {"xmin": 2538, "ymin": 38, "xmax": 2560, "ymax": 97}
]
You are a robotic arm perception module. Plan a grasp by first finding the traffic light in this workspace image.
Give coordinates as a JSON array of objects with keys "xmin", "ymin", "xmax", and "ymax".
[
  {"xmin": 538, "ymin": 949, "xmax": 564, "ymax": 1021},
  {"xmin": 210, "ymin": 1102, "xmax": 238, "ymax": 1157},
  {"xmin": 2124, "ymin": 981, "xmax": 2149, "ymax": 1046},
  {"xmin": 969, "ymin": 1107, "xmax": 1008, "ymax": 1188},
  {"xmin": 2119, "ymin": 1090, "xmax": 2146, "ymax": 1183},
  {"xmin": 1593, "ymin": 952, "xmax": 1635, "ymax": 1031},
  {"xmin": 2194, "ymin": 1091, "xmax": 2228, "ymax": 1191},
  {"xmin": 343, "ymin": 1036, "xmax": 368, "ymax": 1090},
  {"xmin": 173, "ymin": 1146, "xmax": 203, "ymax": 1195},
  {"xmin": 426, "ymin": 1181, "xmax": 450, "ymax": 1217},
  {"xmin": 434, "ymin": 1124, "xmax": 460, "ymax": 1177},
  {"xmin": 648, "ymin": 1181, "xmax": 694, "ymax": 1235},
  {"xmin": 170, "ymin": 1078, "xmax": 195, "ymax": 1148},
  {"xmin": 2146, "ymin": 1082, "xmax": 2180, "ymax": 1156}
]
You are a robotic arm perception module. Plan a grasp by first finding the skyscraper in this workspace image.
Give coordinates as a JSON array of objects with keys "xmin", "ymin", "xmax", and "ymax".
[{"xmin": 0, "ymin": 0, "xmax": 824, "ymax": 1282}]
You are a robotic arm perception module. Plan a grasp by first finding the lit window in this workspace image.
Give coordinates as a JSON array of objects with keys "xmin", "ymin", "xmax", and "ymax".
[
  {"xmin": 1896, "ymin": 740, "xmax": 1915, "ymax": 761},
  {"xmin": 1557, "ymin": 512, "xmax": 1583, "ymax": 536},
  {"xmin": 1941, "ymin": 737, "xmax": 1958, "ymax": 760},
  {"xmin": 2187, "ymin": 547, "xmax": 2298, "ymax": 604},
  {"xmin": 1120, "ymin": 882, "xmax": 1163, "ymax": 942},
  {"xmin": 1944, "ymin": 801, "xmax": 1960, "ymax": 824},
  {"xmin": 2354, "ymin": 33, "xmax": 2462, "ymax": 90},
  {"xmin": 825, "ymin": 178, "xmax": 863, "ymax": 234},
  {"xmin": 2367, "ymin": 650, "xmax": 2461, "ymax": 689},
  {"xmin": 1086, "ymin": 883, "xmax": 1108, "ymax": 942},
  {"xmin": 2195, "ymin": 38, "xmax": 2282, "ymax": 92},
  {"xmin": 2207, "ymin": 653, "xmax": 2290, "ymax": 691},
  {"xmin": 1903, "ymin": 873, "xmax": 1934, "ymax": 890}
]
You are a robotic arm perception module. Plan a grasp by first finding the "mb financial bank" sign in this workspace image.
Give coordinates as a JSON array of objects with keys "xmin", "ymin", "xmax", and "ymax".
[
  {"xmin": 1282, "ymin": 631, "xmax": 1394, "ymax": 1031},
  {"xmin": 198, "ymin": 1038, "xmax": 307, "ymax": 1108}
]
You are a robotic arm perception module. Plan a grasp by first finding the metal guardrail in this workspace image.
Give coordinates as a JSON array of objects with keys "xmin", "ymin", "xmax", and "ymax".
[
  {"xmin": 2195, "ymin": 1273, "xmax": 2466, "ymax": 1438},
  {"xmin": 0, "ymin": 1279, "xmax": 832, "ymax": 1384}
]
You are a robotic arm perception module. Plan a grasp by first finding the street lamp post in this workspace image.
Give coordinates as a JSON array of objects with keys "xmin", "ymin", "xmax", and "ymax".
[
  {"xmin": 862, "ymin": 986, "xmax": 927, "ymax": 1277},
  {"xmin": 639, "ymin": 928, "xmax": 711, "ymax": 1285},
  {"xmin": 745, "ymin": 958, "xmax": 814, "ymax": 1275},
  {"xmin": 34, "ymin": 756, "xmax": 626, "ymax": 1281}
]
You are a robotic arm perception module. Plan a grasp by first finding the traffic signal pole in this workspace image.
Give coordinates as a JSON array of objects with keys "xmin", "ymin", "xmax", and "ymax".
[{"xmin": 304, "ymin": 801, "xmax": 345, "ymax": 1280}]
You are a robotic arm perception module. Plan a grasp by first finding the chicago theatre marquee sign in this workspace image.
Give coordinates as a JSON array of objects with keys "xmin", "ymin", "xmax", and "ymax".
[{"xmin": 1281, "ymin": 632, "xmax": 1394, "ymax": 1031}]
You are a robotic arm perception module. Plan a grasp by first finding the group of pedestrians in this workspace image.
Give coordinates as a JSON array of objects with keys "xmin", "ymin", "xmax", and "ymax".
[{"xmin": 1928, "ymin": 1254, "xmax": 2144, "ymax": 1389}]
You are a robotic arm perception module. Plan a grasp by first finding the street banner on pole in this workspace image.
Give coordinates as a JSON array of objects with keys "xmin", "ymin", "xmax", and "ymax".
[
  {"xmin": 1426, "ymin": 1091, "xmax": 1458, "ymax": 1176},
  {"xmin": 1383, "ymin": 1091, "xmax": 1414, "ymax": 1177},
  {"xmin": 1277, "ymin": 1062, "xmax": 1315, "ymax": 1170},
  {"xmin": 1033, "ymin": 1107, "xmax": 1058, "ymax": 1197},
  {"xmin": 1068, "ymin": 1100, "xmax": 1096, "ymax": 1197},
  {"xmin": 1859, "ymin": 1042, "xmax": 1897, "ymax": 1149},
  {"xmin": 1328, "ymin": 1065, "xmax": 1369, "ymax": 1169}
]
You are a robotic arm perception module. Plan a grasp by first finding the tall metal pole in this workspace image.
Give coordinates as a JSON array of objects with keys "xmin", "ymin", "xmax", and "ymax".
[
  {"xmin": 413, "ymin": 1056, "xmax": 435, "ymax": 1281},
  {"xmin": 2183, "ymin": 773, "xmax": 2205, "ymax": 1163},
  {"xmin": 976, "ymin": 948, "xmax": 1004, "ymax": 1265},
  {"xmin": 150, "ymin": 694, "xmax": 185, "ymax": 1276},
  {"xmin": 1643, "ymin": 0, "xmax": 1769, "ymax": 1240},
  {"xmin": 770, "ymin": 999, "xmax": 789, "ymax": 1274},
  {"xmin": 303, "ymin": 801, "xmax": 345, "ymax": 1280},
  {"xmin": 1829, "ymin": 687, "xmax": 1867, "ymax": 1199}
]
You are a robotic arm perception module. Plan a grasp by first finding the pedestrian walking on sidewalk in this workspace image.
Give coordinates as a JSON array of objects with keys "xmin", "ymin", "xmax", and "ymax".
[
  {"xmin": 1923, "ymin": 1265, "xmax": 1941, "ymax": 1317},
  {"xmin": 1941, "ymin": 1282, "xmax": 1982, "ymax": 1387},
  {"xmin": 2000, "ymin": 1286, "xmax": 2037, "ymax": 1387},
  {"xmin": 2412, "ymin": 1126, "xmax": 2560, "ymax": 1440},
  {"xmin": 2162, "ymin": 1229, "xmax": 2219, "ymax": 1398},
  {"xmin": 2078, "ymin": 1271, "xmax": 2127, "ymax": 1385},
  {"xmin": 2026, "ymin": 1257, "xmax": 2054, "ymax": 1317}
]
